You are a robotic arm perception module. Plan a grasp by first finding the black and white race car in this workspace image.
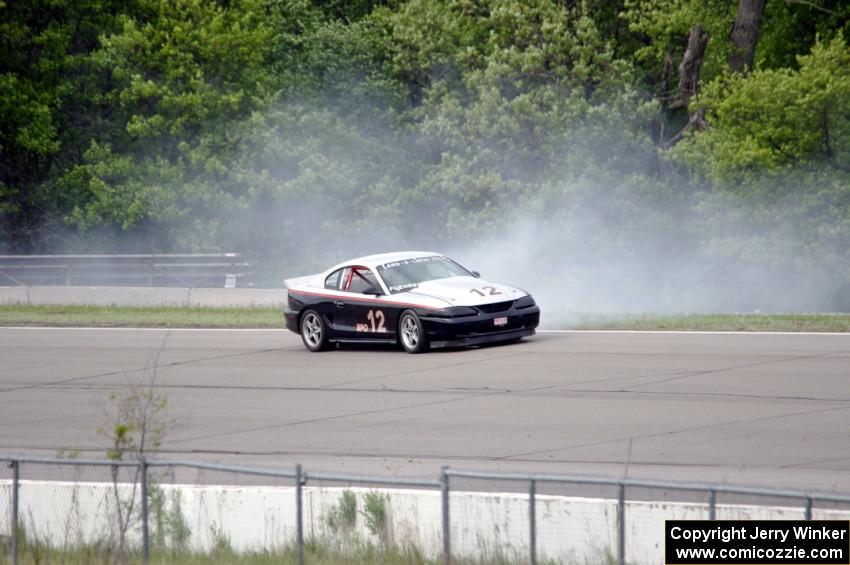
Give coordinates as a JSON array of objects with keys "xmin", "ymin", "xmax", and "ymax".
[{"xmin": 284, "ymin": 251, "xmax": 540, "ymax": 353}]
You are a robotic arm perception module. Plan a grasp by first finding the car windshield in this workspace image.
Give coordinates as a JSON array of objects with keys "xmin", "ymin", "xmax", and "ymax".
[{"xmin": 377, "ymin": 256, "xmax": 471, "ymax": 294}]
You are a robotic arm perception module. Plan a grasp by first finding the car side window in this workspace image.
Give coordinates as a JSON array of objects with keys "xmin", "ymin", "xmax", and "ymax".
[
  {"xmin": 345, "ymin": 267, "xmax": 380, "ymax": 294},
  {"xmin": 324, "ymin": 269, "xmax": 343, "ymax": 290}
]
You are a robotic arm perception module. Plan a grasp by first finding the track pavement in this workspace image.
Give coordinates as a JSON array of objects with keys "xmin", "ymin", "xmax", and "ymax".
[{"xmin": 1, "ymin": 327, "xmax": 848, "ymax": 491}]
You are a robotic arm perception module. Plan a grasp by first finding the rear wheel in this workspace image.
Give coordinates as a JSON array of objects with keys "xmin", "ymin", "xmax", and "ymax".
[
  {"xmin": 399, "ymin": 310, "xmax": 429, "ymax": 353},
  {"xmin": 300, "ymin": 309, "xmax": 329, "ymax": 352}
]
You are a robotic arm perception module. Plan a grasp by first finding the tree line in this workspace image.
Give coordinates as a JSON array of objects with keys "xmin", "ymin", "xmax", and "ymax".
[{"xmin": 1, "ymin": 0, "xmax": 849, "ymax": 303}]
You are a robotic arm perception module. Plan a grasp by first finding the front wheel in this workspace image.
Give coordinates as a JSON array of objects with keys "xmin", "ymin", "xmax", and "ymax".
[
  {"xmin": 300, "ymin": 309, "xmax": 329, "ymax": 352},
  {"xmin": 399, "ymin": 310, "xmax": 429, "ymax": 353}
]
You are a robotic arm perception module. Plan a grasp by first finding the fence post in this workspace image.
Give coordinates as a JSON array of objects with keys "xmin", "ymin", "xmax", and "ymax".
[
  {"xmin": 529, "ymin": 478, "xmax": 537, "ymax": 565},
  {"xmin": 708, "ymin": 488, "xmax": 716, "ymax": 520},
  {"xmin": 296, "ymin": 464, "xmax": 304, "ymax": 565},
  {"xmin": 11, "ymin": 460, "xmax": 19, "ymax": 565},
  {"xmin": 140, "ymin": 457, "xmax": 149, "ymax": 565},
  {"xmin": 441, "ymin": 466, "xmax": 450, "ymax": 565},
  {"xmin": 618, "ymin": 482, "xmax": 626, "ymax": 565},
  {"xmin": 805, "ymin": 496, "xmax": 813, "ymax": 520}
]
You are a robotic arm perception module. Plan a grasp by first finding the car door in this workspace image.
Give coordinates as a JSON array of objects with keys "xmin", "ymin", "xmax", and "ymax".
[{"xmin": 341, "ymin": 266, "xmax": 392, "ymax": 341}]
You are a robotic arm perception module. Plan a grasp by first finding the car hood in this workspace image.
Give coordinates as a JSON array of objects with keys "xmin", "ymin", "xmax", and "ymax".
[{"xmin": 404, "ymin": 276, "xmax": 526, "ymax": 307}]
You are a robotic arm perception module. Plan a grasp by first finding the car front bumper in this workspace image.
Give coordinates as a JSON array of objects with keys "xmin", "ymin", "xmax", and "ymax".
[{"xmin": 419, "ymin": 306, "xmax": 540, "ymax": 349}]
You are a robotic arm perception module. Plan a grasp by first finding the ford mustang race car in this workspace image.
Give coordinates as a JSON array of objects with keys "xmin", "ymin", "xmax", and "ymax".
[{"xmin": 284, "ymin": 251, "xmax": 540, "ymax": 353}]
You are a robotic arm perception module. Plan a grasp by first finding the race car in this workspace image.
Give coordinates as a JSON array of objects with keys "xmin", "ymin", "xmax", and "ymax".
[{"xmin": 284, "ymin": 251, "xmax": 540, "ymax": 353}]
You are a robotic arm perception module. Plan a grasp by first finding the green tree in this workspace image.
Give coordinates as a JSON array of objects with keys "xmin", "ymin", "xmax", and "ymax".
[
  {"xmin": 757, "ymin": 0, "xmax": 850, "ymax": 70},
  {"xmin": 670, "ymin": 35, "xmax": 850, "ymax": 307},
  {"xmin": 674, "ymin": 34, "xmax": 850, "ymax": 181},
  {"xmin": 0, "ymin": 0, "xmax": 131, "ymax": 251},
  {"xmin": 622, "ymin": 0, "xmax": 735, "ymax": 85},
  {"xmin": 59, "ymin": 0, "xmax": 279, "ymax": 250},
  {"xmin": 373, "ymin": 0, "xmax": 657, "ymax": 238}
]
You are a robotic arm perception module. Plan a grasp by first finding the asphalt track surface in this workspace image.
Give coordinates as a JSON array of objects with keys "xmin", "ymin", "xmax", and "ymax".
[{"xmin": 1, "ymin": 327, "xmax": 849, "ymax": 493}]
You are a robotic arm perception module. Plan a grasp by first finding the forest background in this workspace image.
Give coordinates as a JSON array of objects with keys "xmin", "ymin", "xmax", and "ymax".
[{"xmin": 2, "ymin": 0, "xmax": 849, "ymax": 312}]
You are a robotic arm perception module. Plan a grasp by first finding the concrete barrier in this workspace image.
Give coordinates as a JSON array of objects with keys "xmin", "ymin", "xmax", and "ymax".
[
  {"xmin": 0, "ymin": 286, "xmax": 287, "ymax": 307},
  {"xmin": 189, "ymin": 288, "xmax": 285, "ymax": 307},
  {"xmin": 0, "ymin": 286, "xmax": 28, "ymax": 304},
  {"xmin": 2, "ymin": 481, "xmax": 847, "ymax": 563},
  {"xmin": 28, "ymin": 285, "xmax": 190, "ymax": 306}
]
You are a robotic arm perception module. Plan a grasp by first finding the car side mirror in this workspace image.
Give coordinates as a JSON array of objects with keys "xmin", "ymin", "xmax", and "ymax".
[
  {"xmin": 363, "ymin": 286, "xmax": 383, "ymax": 296},
  {"xmin": 471, "ymin": 271, "xmax": 481, "ymax": 278}
]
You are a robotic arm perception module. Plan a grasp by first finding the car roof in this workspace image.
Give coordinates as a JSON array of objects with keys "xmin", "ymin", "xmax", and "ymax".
[{"xmin": 328, "ymin": 251, "xmax": 443, "ymax": 272}]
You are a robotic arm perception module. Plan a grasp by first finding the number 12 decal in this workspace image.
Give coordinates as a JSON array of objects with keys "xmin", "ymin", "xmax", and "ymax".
[
  {"xmin": 470, "ymin": 286, "xmax": 502, "ymax": 297},
  {"xmin": 367, "ymin": 309, "xmax": 386, "ymax": 332}
]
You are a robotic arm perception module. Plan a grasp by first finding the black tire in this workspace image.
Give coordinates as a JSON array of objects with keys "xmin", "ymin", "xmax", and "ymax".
[
  {"xmin": 300, "ymin": 309, "xmax": 329, "ymax": 352},
  {"xmin": 398, "ymin": 310, "xmax": 429, "ymax": 353}
]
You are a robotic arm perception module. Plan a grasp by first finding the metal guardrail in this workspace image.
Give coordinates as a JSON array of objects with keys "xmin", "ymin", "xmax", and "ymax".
[
  {"xmin": 3, "ymin": 456, "xmax": 850, "ymax": 565},
  {"xmin": 0, "ymin": 254, "xmax": 254, "ymax": 288}
]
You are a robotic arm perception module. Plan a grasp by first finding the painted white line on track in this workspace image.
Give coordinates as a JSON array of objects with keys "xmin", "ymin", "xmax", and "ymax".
[
  {"xmin": 0, "ymin": 327, "xmax": 847, "ymax": 336},
  {"xmin": 0, "ymin": 326, "xmax": 287, "ymax": 332},
  {"xmin": 538, "ymin": 329, "xmax": 850, "ymax": 336}
]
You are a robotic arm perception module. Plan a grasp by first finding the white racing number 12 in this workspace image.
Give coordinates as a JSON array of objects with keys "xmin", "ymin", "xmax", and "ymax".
[
  {"xmin": 470, "ymin": 286, "xmax": 502, "ymax": 297},
  {"xmin": 367, "ymin": 309, "xmax": 386, "ymax": 332}
]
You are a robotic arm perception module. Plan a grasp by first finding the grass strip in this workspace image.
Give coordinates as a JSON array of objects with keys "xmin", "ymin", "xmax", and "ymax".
[
  {"xmin": 0, "ymin": 304, "xmax": 847, "ymax": 332},
  {"xmin": 561, "ymin": 312, "xmax": 850, "ymax": 332},
  {"xmin": 0, "ymin": 304, "xmax": 282, "ymax": 328},
  {"xmin": 10, "ymin": 543, "xmax": 557, "ymax": 565}
]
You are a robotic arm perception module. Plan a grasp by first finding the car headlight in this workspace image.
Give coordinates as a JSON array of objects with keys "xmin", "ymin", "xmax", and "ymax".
[
  {"xmin": 515, "ymin": 295, "xmax": 536, "ymax": 309},
  {"xmin": 429, "ymin": 306, "xmax": 478, "ymax": 317}
]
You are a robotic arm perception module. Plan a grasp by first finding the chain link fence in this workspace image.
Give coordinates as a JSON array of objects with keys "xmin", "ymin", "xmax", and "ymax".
[{"xmin": 2, "ymin": 456, "xmax": 850, "ymax": 564}]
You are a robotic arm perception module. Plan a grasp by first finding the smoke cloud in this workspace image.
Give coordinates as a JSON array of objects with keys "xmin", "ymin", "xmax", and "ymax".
[
  {"xmin": 223, "ymin": 93, "xmax": 849, "ymax": 322},
  {"xmin": 37, "ymin": 84, "xmax": 848, "ymax": 321}
]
